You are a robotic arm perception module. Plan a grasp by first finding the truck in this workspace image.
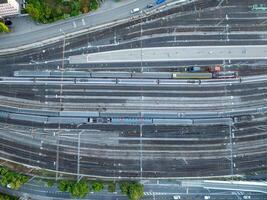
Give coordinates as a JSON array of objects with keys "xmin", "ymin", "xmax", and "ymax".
[
  {"xmin": 185, "ymin": 65, "xmax": 221, "ymax": 73},
  {"xmin": 156, "ymin": 0, "xmax": 166, "ymax": 5}
]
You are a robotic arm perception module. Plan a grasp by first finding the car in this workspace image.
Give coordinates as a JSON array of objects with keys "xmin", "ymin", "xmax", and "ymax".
[
  {"xmin": 146, "ymin": 3, "xmax": 154, "ymax": 8},
  {"xmin": 173, "ymin": 196, "xmax": 181, "ymax": 200},
  {"xmin": 130, "ymin": 8, "xmax": 140, "ymax": 14}
]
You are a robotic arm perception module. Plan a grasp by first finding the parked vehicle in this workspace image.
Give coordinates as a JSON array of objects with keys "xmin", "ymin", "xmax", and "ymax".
[
  {"xmin": 156, "ymin": 0, "xmax": 166, "ymax": 5},
  {"xmin": 130, "ymin": 8, "xmax": 140, "ymax": 14},
  {"xmin": 146, "ymin": 3, "xmax": 154, "ymax": 9},
  {"xmin": 0, "ymin": 17, "xmax": 12, "ymax": 26}
]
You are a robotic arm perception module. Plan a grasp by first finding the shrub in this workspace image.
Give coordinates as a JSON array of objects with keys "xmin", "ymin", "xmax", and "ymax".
[
  {"xmin": 58, "ymin": 180, "xmax": 89, "ymax": 198},
  {"xmin": 89, "ymin": 0, "xmax": 99, "ymax": 11},
  {"xmin": 70, "ymin": 181, "xmax": 89, "ymax": 198},
  {"xmin": 120, "ymin": 182, "xmax": 144, "ymax": 200},
  {"xmin": 108, "ymin": 181, "xmax": 116, "ymax": 193},
  {"xmin": 0, "ymin": 167, "xmax": 29, "ymax": 190},
  {"xmin": 92, "ymin": 181, "xmax": 104, "ymax": 192},
  {"xmin": 0, "ymin": 22, "xmax": 10, "ymax": 33}
]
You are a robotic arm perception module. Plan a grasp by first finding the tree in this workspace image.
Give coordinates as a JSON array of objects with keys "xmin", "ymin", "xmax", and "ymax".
[
  {"xmin": 89, "ymin": 0, "xmax": 99, "ymax": 11},
  {"xmin": 70, "ymin": 0, "xmax": 81, "ymax": 16},
  {"xmin": 45, "ymin": 179, "xmax": 54, "ymax": 187},
  {"xmin": 0, "ymin": 22, "xmax": 10, "ymax": 33},
  {"xmin": 0, "ymin": 193, "xmax": 17, "ymax": 200},
  {"xmin": 92, "ymin": 181, "xmax": 104, "ymax": 192},
  {"xmin": 58, "ymin": 180, "xmax": 89, "ymax": 198},
  {"xmin": 120, "ymin": 182, "xmax": 144, "ymax": 200},
  {"xmin": 0, "ymin": 168, "xmax": 29, "ymax": 190},
  {"xmin": 70, "ymin": 181, "xmax": 89, "ymax": 198},
  {"xmin": 108, "ymin": 181, "xmax": 116, "ymax": 193},
  {"xmin": 58, "ymin": 180, "xmax": 71, "ymax": 192},
  {"xmin": 26, "ymin": 4, "xmax": 41, "ymax": 21},
  {"xmin": 120, "ymin": 182, "xmax": 129, "ymax": 194},
  {"xmin": 128, "ymin": 183, "xmax": 144, "ymax": 200}
]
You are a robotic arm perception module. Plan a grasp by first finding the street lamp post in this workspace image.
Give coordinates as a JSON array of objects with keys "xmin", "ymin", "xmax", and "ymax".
[
  {"xmin": 77, "ymin": 130, "xmax": 86, "ymax": 181},
  {"xmin": 59, "ymin": 28, "xmax": 66, "ymax": 112},
  {"xmin": 59, "ymin": 28, "xmax": 66, "ymax": 71}
]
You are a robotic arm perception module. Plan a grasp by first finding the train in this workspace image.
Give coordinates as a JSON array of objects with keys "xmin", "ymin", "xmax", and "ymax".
[
  {"xmin": 251, "ymin": 4, "xmax": 267, "ymax": 11},
  {"xmin": 0, "ymin": 104, "xmax": 265, "ymax": 126},
  {"xmin": 14, "ymin": 70, "xmax": 239, "ymax": 80}
]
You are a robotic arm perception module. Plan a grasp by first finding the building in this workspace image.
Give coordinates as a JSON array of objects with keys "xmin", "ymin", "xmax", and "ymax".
[{"xmin": 0, "ymin": 0, "xmax": 20, "ymax": 17}]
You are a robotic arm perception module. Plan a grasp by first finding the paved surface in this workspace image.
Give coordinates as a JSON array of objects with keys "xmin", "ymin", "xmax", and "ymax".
[
  {"xmin": 1, "ymin": 179, "xmax": 267, "ymax": 200},
  {"xmin": 7, "ymin": 0, "xmax": 140, "ymax": 36},
  {"xmin": 0, "ymin": 0, "xmax": 181, "ymax": 49},
  {"xmin": 69, "ymin": 45, "xmax": 267, "ymax": 63}
]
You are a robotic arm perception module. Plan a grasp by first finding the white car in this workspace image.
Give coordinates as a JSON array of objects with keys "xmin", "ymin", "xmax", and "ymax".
[
  {"xmin": 131, "ymin": 8, "xmax": 140, "ymax": 14},
  {"xmin": 173, "ymin": 195, "xmax": 181, "ymax": 200}
]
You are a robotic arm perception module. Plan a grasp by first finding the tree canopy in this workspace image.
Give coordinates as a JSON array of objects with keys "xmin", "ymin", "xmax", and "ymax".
[
  {"xmin": 120, "ymin": 182, "xmax": 144, "ymax": 200},
  {"xmin": 26, "ymin": 0, "xmax": 100, "ymax": 23}
]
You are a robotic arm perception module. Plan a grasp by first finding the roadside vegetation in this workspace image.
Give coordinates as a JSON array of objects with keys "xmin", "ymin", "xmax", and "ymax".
[
  {"xmin": 0, "ymin": 192, "xmax": 18, "ymax": 200},
  {"xmin": 0, "ymin": 22, "xmax": 10, "ymax": 33},
  {"xmin": 0, "ymin": 165, "xmax": 144, "ymax": 200},
  {"xmin": 120, "ymin": 182, "xmax": 144, "ymax": 200},
  {"xmin": 57, "ymin": 180, "xmax": 144, "ymax": 200},
  {"xmin": 0, "ymin": 167, "xmax": 29, "ymax": 190},
  {"xmin": 26, "ymin": 0, "xmax": 100, "ymax": 23}
]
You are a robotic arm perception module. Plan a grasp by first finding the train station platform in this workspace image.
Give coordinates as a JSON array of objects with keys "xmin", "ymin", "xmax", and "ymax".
[{"xmin": 69, "ymin": 45, "xmax": 267, "ymax": 64}]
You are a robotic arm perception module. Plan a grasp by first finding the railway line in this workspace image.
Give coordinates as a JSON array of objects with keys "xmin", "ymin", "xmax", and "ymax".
[{"xmin": 0, "ymin": 0, "xmax": 266, "ymax": 184}]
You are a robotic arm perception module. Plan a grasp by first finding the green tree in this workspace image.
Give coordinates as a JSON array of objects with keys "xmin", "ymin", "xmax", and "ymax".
[
  {"xmin": 120, "ymin": 182, "xmax": 129, "ymax": 194},
  {"xmin": 0, "ymin": 176, "xmax": 8, "ymax": 187},
  {"xmin": 0, "ymin": 168, "xmax": 29, "ymax": 190},
  {"xmin": 26, "ymin": 4, "xmax": 41, "ymax": 21},
  {"xmin": 108, "ymin": 181, "xmax": 116, "ymax": 193},
  {"xmin": 70, "ymin": 0, "xmax": 81, "ymax": 16},
  {"xmin": 44, "ymin": 5, "xmax": 52, "ymax": 20},
  {"xmin": 58, "ymin": 180, "xmax": 71, "ymax": 192},
  {"xmin": 0, "ymin": 192, "xmax": 17, "ymax": 200},
  {"xmin": 89, "ymin": 0, "xmax": 99, "ymax": 11},
  {"xmin": 92, "ymin": 181, "xmax": 104, "ymax": 192},
  {"xmin": 128, "ymin": 183, "xmax": 144, "ymax": 200},
  {"xmin": 45, "ymin": 179, "xmax": 54, "ymax": 187},
  {"xmin": 70, "ymin": 181, "xmax": 89, "ymax": 198},
  {"xmin": 120, "ymin": 182, "xmax": 144, "ymax": 200}
]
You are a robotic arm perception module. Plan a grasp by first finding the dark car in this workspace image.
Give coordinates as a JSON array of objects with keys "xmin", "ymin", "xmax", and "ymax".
[
  {"xmin": 146, "ymin": 3, "xmax": 154, "ymax": 9},
  {"xmin": 0, "ymin": 17, "xmax": 12, "ymax": 26}
]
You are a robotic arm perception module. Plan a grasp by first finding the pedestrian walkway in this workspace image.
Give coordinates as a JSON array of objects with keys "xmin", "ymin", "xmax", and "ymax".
[{"xmin": 69, "ymin": 45, "xmax": 267, "ymax": 63}]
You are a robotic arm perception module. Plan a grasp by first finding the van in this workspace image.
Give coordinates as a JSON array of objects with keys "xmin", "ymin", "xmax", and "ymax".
[{"xmin": 131, "ymin": 8, "xmax": 140, "ymax": 14}]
